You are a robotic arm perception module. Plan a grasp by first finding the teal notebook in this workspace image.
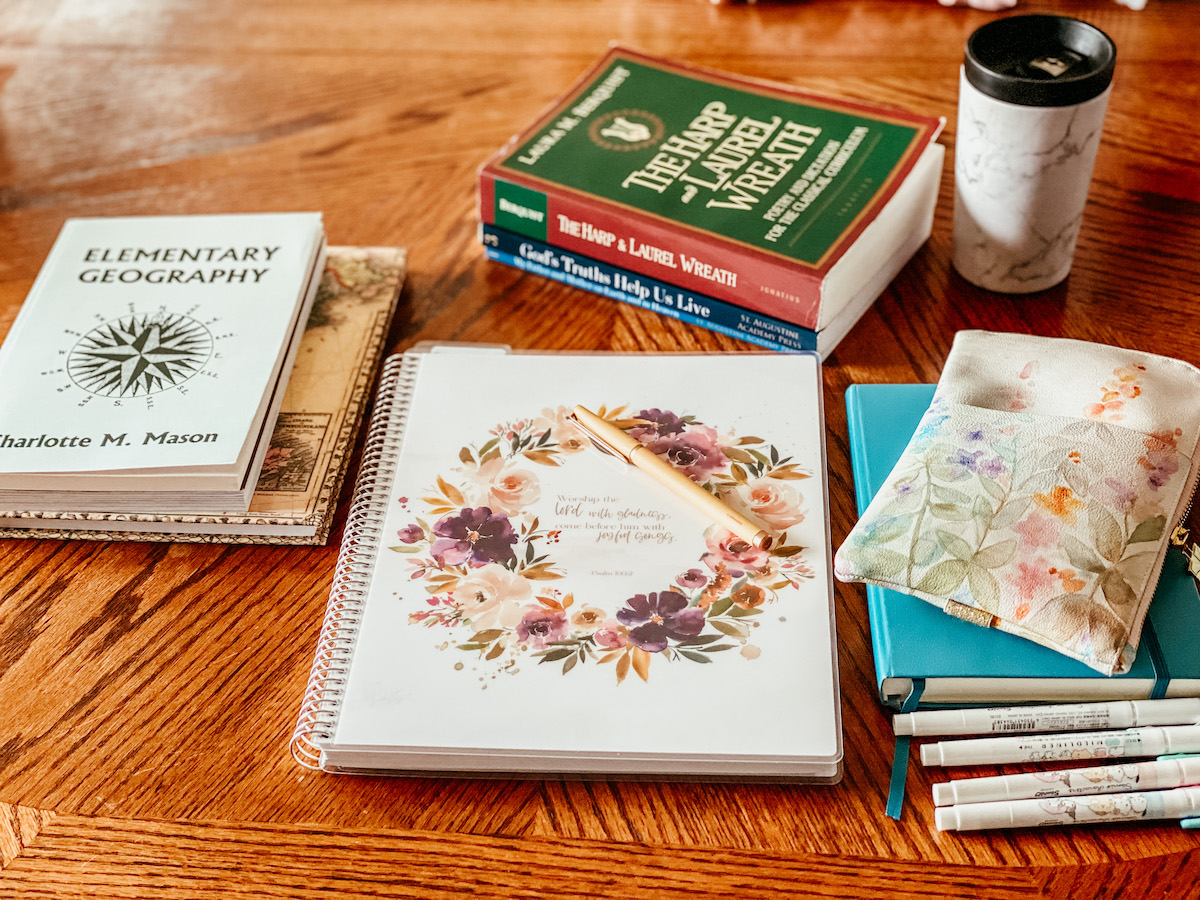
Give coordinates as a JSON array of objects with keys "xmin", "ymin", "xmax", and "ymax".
[{"xmin": 846, "ymin": 383, "xmax": 1200, "ymax": 709}]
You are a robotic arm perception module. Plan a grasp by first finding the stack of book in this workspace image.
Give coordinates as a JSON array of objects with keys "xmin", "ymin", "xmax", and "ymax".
[
  {"xmin": 477, "ymin": 46, "xmax": 945, "ymax": 356},
  {"xmin": 0, "ymin": 214, "xmax": 405, "ymax": 543}
]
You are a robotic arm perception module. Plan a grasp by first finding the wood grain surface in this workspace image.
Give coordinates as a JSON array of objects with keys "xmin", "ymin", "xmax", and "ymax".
[{"xmin": 1, "ymin": 1, "xmax": 1199, "ymax": 896}]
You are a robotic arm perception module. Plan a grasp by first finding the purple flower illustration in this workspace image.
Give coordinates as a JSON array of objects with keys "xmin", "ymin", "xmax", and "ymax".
[
  {"xmin": 396, "ymin": 523, "xmax": 424, "ymax": 544},
  {"xmin": 946, "ymin": 448, "xmax": 985, "ymax": 476},
  {"xmin": 1104, "ymin": 477, "xmax": 1137, "ymax": 508},
  {"xmin": 675, "ymin": 568, "xmax": 708, "ymax": 590},
  {"xmin": 637, "ymin": 426, "xmax": 728, "ymax": 482},
  {"xmin": 978, "ymin": 456, "xmax": 1007, "ymax": 479},
  {"xmin": 516, "ymin": 606, "xmax": 568, "ymax": 649},
  {"xmin": 616, "ymin": 590, "xmax": 705, "ymax": 652},
  {"xmin": 429, "ymin": 507, "xmax": 517, "ymax": 568},
  {"xmin": 630, "ymin": 408, "xmax": 688, "ymax": 440}
]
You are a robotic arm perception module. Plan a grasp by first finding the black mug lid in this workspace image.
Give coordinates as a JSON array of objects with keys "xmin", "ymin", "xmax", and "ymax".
[{"xmin": 965, "ymin": 15, "xmax": 1116, "ymax": 107}]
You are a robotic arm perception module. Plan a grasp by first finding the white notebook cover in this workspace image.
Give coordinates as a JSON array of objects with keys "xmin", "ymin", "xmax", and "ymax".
[{"xmin": 293, "ymin": 346, "xmax": 842, "ymax": 781}]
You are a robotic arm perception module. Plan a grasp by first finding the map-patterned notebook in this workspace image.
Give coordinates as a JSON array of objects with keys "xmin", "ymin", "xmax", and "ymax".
[
  {"xmin": 292, "ymin": 345, "xmax": 842, "ymax": 780},
  {"xmin": 0, "ymin": 246, "xmax": 406, "ymax": 544}
]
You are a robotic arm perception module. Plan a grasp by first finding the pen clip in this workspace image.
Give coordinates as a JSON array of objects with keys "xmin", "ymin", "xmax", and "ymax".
[{"xmin": 569, "ymin": 409, "xmax": 633, "ymax": 463}]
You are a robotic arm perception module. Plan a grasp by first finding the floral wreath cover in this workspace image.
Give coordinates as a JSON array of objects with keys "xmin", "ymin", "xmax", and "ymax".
[
  {"xmin": 836, "ymin": 333, "xmax": 1200, "ymax": 676},
  {"xmin": 391, "ymin": 405, "xmax": 815, "ymax": 684}
]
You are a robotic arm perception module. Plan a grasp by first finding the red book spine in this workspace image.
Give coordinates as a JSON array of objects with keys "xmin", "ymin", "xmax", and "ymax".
[{"xmin": 478, "ymin": 170, "xmax": 825, "ymax": 330}]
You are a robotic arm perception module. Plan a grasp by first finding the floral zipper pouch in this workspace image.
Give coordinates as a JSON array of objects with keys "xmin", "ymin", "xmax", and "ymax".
[{"xmin": 835, "ymin": 330, "xmax": 1200, "ymax": 676}]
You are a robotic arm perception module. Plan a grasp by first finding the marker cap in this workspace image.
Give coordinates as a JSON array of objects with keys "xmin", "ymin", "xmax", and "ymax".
[
  {"xmin": 934, "ymin": 807, "xmax": 958, "ymax": 832},
  {"xmin": 932, "ymin": 781, "xmax": 953, "ymax": 806}
]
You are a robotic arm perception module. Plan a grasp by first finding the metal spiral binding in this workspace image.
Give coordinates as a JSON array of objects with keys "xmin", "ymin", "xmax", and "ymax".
[{"xmin": 290, "ymin": 352, "xmax": 419, "ymax": 769}]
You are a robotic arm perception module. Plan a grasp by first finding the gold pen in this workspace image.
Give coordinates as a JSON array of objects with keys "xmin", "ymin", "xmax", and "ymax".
[{"xmin": 570, "ymin": 404, "xmax": 775, "ymax": 552}]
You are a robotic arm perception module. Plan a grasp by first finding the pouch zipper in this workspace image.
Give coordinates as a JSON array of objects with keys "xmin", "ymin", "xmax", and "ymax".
[{"xmin": 1171, "ymin": 467, "xmax": 1200, "ymax": 581}]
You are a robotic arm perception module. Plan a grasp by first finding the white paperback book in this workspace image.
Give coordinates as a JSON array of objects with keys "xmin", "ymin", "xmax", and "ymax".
[
  {"xmin": 292, "ymin": 345, "xmax": 843, "ymax": 781},
  {"xmin": 0, "ymin": 212, "xmax": 326, "ymax": 513}
]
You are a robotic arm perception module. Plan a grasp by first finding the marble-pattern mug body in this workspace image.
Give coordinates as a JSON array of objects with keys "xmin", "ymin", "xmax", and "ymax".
[{"xmin": 952, "ymin": 68, "xmax": 1111, "ymax": 293}]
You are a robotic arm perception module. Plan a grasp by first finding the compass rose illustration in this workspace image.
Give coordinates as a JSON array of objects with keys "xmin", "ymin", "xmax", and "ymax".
[{"xmin": 67, "ymin": 312, "xmax": 214, "ymax": 398}]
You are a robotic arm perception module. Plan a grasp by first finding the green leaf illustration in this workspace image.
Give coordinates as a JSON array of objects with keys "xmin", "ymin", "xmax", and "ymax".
[
  {"xmin": 711, "ymin": 619, "xmax": 750, "ymax": 640},
  {"xmin": 852, "ymin": 547, "xmax": 909, "ymax": 579},
  {"xmin": 1064, "ymin": 463, "xmax": 1090, "ymax": 498},
  {"xmin": 881, "ymin": 489, "xmax": 923, "ymax": 516},
  {"xmin": 707, "ymin": 597, "xmax": 734, "ymax": 618},
  {"xmin": 915, "ymin": 559, "xmax": 968, "ymax": 595},
  {"xmin": 1099, "ymin": 568, "xmax": 1138, "ymax": 614},
  {"xmin": 991, "ymin": 496, "xmax": 1031, "ymax": 530},
  {"xmin": 929, "ymin": 463, "xmax": 973, "ymax": 483},
  {"xmin": 932, "ymin": 484, "xmax": 971, "ymax": 505},
  {"xmin": 1088, "ymin": 501, "xmax": 1124, "ymax": 563},
  {"xmin": 930, "ymin": 502, "xmax": 974, "ymax": 523},
  {"xmin": 677, "ymin": 634, "xmax": 724, "ymax": 646},
  {"xmin": 869, "ymin": 513, "xmax": 916, "ymax": 544},
  {"xmin": 722, "ymin": 447, "xmax": 757, "ymax": 465},
  {"xmin": 937, "ymin": 529, "xmax": 975, "ymax": 562},
  {"xmin": 912, "ymin": 537, "xmax": 941, "ymax": 567},
  {"xmin": 679, "ymin": 650, "xmax": 713, "ymax": 663},
  {"xmin": 1062, "ymin": 533, "xmax": 1106, "ymax": 575},
  {"xmin": 979, "ymin": 476, "xmax": 1007, "ymax": 502},
  {"xmin": 1129, "ymin": 515, "xmax": 1167, "ymax": 544},
  {"xmin": 972, "ymin": 538, "xmax": 1017, "ymax": 570},
  {"xmin": 967, "ymin": 565, "xmax": 1000, "ymax": 613}
]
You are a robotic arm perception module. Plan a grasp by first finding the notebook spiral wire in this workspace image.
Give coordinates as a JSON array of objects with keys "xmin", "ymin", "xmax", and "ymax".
[{"xmin": 290, "ymin": 353, "xmax": 417, "ymax": 768}]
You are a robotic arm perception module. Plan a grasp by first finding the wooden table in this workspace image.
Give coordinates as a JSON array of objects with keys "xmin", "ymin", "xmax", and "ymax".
[{"xmin": 1, "ymin": 1, "xmax": 1198, "ymax": 896}]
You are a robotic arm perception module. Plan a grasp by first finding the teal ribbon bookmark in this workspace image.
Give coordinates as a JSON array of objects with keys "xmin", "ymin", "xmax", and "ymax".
[{"xmin": 885, "ymin": 679, "xmax": 925, "ymax": 820}]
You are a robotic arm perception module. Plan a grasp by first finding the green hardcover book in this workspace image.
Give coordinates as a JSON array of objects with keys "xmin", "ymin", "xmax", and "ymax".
[{"xmin": 478, "ymin": 46, "xmax": 944, "ymax": 336}]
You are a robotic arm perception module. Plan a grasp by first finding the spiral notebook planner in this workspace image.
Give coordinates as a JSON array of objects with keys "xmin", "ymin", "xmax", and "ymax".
[{"xmin": 291, "ymin": 344, "xmax": 842, "ymax": 781}]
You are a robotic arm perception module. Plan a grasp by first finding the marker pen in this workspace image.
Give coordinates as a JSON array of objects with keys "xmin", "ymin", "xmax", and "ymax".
[
  {"xmin": 933, "ymin": 756, "xmax": 1200, "ymax": 806},
  {"xmin": 919, "ymin": 725, "xmax": 1200, "ymax": 767},
  {"xmin": 935, "ymin": 786, "xmax": 1200, "ymax": 831},
  {"xmin": 895, "ymin": 698, "xmax": 1200, "ymax": 737}
]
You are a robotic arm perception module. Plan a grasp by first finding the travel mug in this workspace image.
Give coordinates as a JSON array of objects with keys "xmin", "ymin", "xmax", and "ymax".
[{"xmin": 952, "ymin": 15, "xmax": 1116, "ymax": 293}]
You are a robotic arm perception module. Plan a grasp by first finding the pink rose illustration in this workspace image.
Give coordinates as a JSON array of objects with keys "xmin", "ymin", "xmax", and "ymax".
[
  {"xmin": 735, "ymin": 478, "xmax": 804, "ymax": 531},
  {"xmin": 701, "ymin": 526, "xmax": 769, "ymax": 577},
  {"xmin": 516, "ymin": 605, "xmax": 568, "ymax": 649},
  {"xmin": 451, "ymin": 564, "xmax": 532, "ymax": 629}
]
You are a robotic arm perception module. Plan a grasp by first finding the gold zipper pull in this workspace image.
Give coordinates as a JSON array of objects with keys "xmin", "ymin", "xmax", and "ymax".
[{"xmin": 1172, "ymin": 524, "xmax": 1191, "ymax": 547}]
